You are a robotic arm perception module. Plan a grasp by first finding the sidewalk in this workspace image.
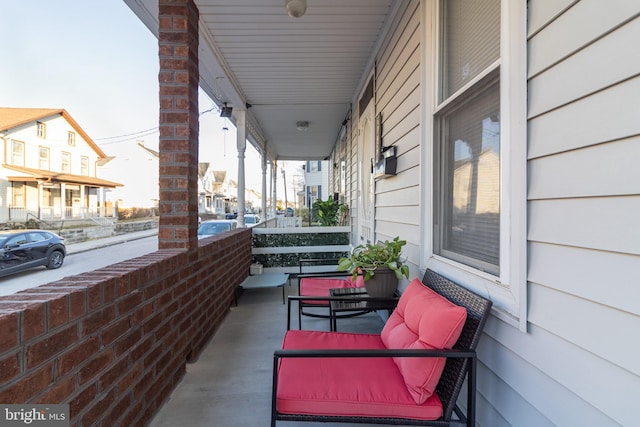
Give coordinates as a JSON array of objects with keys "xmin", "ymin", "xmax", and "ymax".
[{"xmin": 66, "ymin": 228, "xmax": 158, "ymax": 255}]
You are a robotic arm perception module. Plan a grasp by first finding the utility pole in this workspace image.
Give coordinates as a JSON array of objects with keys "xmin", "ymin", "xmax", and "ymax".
[{"xmin": 281, "ymin": 169, "xmax": 288, "ymax": 214}]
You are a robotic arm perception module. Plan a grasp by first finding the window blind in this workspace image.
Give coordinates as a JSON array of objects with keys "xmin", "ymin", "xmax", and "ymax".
[{"xmin": 442, "ymin": 0, "xmax": 500, "ymax": 100}]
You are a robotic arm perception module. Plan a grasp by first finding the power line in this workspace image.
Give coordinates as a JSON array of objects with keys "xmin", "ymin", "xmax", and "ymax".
[
  {"xmin": 94, "ymin": 126, "xmax": 158, "ymax": 141},
  {"xmin": 93, "ymin": 106, "xmax": 219, "ymax": 146}
]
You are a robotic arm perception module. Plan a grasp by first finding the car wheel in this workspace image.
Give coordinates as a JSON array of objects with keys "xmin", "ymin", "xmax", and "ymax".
[{"xmin": 46, "ymin": 250, "xmax": 65, "ymax": 269}]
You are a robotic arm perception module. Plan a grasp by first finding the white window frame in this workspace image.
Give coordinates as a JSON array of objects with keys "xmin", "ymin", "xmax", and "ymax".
[
  {"xmin": 81, "ymin": 156, "xmax": 90, "ymax": 176},
  {"xmin": 37, "ymin": 121, "xmax": 46, "ymax": 138},
  {"xmin": 39, "ymin": 146, "xmax": 50, "ymax": 170},
  {"xmin": 61, "ymin": 152, "xmax": 71, "ymax": 173},
  {"xmin": 422, "ymin": 0, "xmax": 527, "ymax": 330},
  {"xmin": 11, "ymin": 140, "xmax": 25, "ymax": 166},
  {"xmin": 68, "ymin": 131, "xmax": 76, "ymax": 146}
]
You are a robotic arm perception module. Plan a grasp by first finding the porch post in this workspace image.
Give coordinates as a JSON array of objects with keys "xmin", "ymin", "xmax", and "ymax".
[
  {"xmin": 38, "ymin": 182, "xmax": 43, "ymax": 220},
  {"xmin": 236, "ymin": 109, "xmax": 246, "ymax": 227},
  {"xmin": 158, "ymin": 0, "xmax": 199, "ymax": 249},
  {"xmin": 79, "ymin": 184, "xmax": 86, "ymax": 218},
  {"xmin": 261, "ymin": 153, "xmax": 267, "ymax": 218},
  {"xmin": 60, "ymin": 183, "xmax": 66, "ymax": 220},
  {"xmin": 272, "ymin": 161, "xmax": 278, "ymax": 214}
]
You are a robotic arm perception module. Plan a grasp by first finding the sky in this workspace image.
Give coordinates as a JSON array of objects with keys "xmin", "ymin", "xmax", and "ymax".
[{"xmin": 0, "ymin": 0, "xmax": 288, "ymax": 193}]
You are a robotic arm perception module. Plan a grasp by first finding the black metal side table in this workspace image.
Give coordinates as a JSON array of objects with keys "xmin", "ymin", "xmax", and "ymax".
[{"xmin": 329, "ymin": 287, "xmax": 399, "ymax": 331}]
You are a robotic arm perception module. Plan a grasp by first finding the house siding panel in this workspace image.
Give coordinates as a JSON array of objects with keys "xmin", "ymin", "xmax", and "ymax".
[
  {"xmin": 528, "ymin": 0, "xmax": 640, "ymax": 77},
  {"xmin": 528, "ymin": 136, "xmax": 640, "ymax": 199},
  {"xmin": 516, "ymin": 1, "xmax": 640, "ymax": 426},
  {"xmin": 527, "ymin": 0, "xmax": 577, "ymax": 36},
  {"xmin": 528, "ymin": 17, "xmax": 640, "ymax": 118},
  {"xmin": 368, "ymin": 0, "xmax": 421, "ymax": 278},
  {"xmin": 529, "ymin": 197, "xmax": 640, "ymax": 255},
  {"xmin": 528, "ymin": 75, "xmax": 640, "ymax": 159},
  {"xmin": 528, "ymin": 242, "xmax": 640, "ymax": 316}
]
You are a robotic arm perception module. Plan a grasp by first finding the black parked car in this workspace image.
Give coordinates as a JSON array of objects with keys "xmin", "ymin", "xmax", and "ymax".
[{"xmin": 0, "ymin": 230, "xmax": 66, "ymax": 278}]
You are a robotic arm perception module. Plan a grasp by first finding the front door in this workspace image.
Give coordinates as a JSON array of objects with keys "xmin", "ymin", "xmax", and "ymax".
[{"xmin": 357, "ymin": 102, "xmax": 375, "ymax": 245}]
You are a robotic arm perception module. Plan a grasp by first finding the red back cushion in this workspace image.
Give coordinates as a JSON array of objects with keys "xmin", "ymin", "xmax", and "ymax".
[{"xmin": 381, "ymin": 278, "xmax": 467, "ymax": 404}]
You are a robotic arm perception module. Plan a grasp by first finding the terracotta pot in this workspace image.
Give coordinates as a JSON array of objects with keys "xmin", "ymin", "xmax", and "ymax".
[{"xmin": 364, "ymin": 267, "xmax": 398, "ymax": 298}]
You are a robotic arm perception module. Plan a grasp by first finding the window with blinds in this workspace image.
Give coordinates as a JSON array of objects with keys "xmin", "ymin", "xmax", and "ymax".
[
  {"xmin": 434, "ymin": 0, "xmax": 501, "ymax": 275},
  {"xmin": 440, "ymin": 0, "xmax": 500, "ymax": 101}
]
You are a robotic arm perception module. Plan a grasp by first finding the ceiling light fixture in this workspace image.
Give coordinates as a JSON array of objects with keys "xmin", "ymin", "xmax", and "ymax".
[
  {"xmin": 285, "ymin": 0, "xmax": 307, "ymax": 18},
  {"xmin": 296, "ymin": 121, "xmax": 309, "ymax": 131}
]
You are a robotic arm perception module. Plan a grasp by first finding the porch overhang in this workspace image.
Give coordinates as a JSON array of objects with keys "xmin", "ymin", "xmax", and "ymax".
[
  {"xmin": 124, "ymin": 0, "xmax": 399, "ymax": 162},
  {"xmin": 3, "ymin": 164, "xmax": 122, "ymax": 188}
]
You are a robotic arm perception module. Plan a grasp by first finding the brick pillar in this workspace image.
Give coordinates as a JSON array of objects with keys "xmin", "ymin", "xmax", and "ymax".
[{"xmin": 158, "ymin": 0, "xmax": 199, "ymax": 249}]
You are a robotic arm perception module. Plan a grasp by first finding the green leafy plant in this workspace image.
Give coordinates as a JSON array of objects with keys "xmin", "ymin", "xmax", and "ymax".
[
  {"xmin": 337, "ymin": 236, "xmax": 410, "ymax": 282},
  {"xmin": 312, "ymin": 198, "xmax": 341, "ymax": 226}
]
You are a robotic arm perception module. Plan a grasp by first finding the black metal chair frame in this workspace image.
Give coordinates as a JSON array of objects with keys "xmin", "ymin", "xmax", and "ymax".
[
  {"xmin": 293, "ymin": 270, "xmax": 372, "ymax": 329},
  {"xmin": 294, "ymin": 257, "xmax": 368, "ymax": 329},
  {"xmin": 272, "ymin": 269, "xmax": 493, "ymax": 427}
]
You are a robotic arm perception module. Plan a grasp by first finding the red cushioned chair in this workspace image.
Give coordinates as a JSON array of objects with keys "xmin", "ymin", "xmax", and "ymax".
[
  {"xmin": 291, "ymin": 271, "xmax": 365, "ymax": 330},
  {"xmin": 272, "ymin": 269, "xmax": 493, "ymax": 427}
]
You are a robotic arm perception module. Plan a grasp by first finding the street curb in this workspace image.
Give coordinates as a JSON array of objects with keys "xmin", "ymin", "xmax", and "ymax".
[{"xmin": 67, "ymin": 231, "xmax": 158, "ymax": 256}]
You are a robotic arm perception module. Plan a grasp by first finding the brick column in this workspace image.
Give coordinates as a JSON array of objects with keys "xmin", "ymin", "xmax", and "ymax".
[{"xmin": 158, "ymin": 0, "xmax": 199, "ymax": 249}]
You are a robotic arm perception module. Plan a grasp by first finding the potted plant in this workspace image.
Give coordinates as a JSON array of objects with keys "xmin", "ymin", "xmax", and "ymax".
[{"xmin": 337, "ymin": 237, "xmax": 410, "ymax": 297}]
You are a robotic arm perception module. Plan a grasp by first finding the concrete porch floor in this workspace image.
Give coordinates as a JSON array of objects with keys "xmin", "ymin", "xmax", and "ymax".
[{"xmin": 148, "ymin": 279, "xmax": 386, "ymax": 427}]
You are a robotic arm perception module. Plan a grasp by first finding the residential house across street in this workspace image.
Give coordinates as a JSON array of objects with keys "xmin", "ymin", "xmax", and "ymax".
[{"xmin": 0, "ymin": 108, "xmax": 121, "ymax": 226}]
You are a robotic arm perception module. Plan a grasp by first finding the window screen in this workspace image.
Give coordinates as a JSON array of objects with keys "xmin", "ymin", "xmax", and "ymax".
[{"xmin": 441, "ymin": 0, "xmax": 500, "ymax": 100}]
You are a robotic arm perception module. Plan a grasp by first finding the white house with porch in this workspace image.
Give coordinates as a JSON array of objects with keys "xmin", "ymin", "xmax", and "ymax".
[{"xmin": 0, "ymin": 108, "xmax": 121, "ymax": 224}]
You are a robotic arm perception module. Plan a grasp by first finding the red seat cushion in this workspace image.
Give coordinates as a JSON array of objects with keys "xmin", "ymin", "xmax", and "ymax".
[
  {"xmin": 381, "ymin": 278, "xmax": 467, "ymax": 404},
  {"xmin": 277, "ymin": 330, "xmax": 443, "ymax": 420},
  {"xmin": 299, "ymin": 275, "xmax": 364, "ymax": 305}
]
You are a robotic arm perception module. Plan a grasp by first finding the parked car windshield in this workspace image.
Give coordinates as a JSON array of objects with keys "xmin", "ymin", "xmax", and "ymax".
[
  {"xmin": 244, "ymin": 216, "xmax": 257, "ymax": 224},
  {"xmin": 198, "ymin": 220, "xmax": 235, "ymax": 237}
]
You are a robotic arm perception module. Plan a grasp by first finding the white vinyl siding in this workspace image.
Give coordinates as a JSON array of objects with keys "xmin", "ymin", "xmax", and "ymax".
[
  {"xmin": 373, "ymin": 0, "xmax": 422, "ymax": 278},
  {"xmin": 485, "ymin": 1, "xmax": 640, "ymax": 426}
]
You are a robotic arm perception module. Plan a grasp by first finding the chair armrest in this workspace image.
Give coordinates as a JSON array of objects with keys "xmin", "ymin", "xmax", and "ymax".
[
  {"xmin": 274, "ymin": 347, "xmax": 476, "ymax": 359},
  {"xmin": 295, "ymin": 271, "xmax": 354, "ymax": 294}
]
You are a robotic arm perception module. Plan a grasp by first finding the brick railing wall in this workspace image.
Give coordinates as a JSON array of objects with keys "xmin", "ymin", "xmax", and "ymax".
[{"xmin": 0, "ymin": 228, "xmax": 252, "ymax": 426}]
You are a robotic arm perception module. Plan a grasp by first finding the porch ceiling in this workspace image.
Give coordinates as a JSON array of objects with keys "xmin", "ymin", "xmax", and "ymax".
[{"xmin": 125, "ymin": 0, "xmax": 396, "ymax": 161}]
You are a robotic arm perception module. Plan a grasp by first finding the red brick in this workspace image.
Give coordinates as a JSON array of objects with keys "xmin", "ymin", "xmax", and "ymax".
[
  {"xmin": 132, "ymin": 302, "xmax": 155, "ymax": 327},
  {"xmin": 130, "ymin": 336, "xmax": 153, "ymax": 362},
  {"xmin": 116, "ymin": 291, "xmax": 143, "ymax": 316},
  {"xmin": 80, "ymin": 389, "xmax": 116, "ymax": 427},
  {"xmin": 87, "ymin": 285, "xmax": 102, "ymax": 310},
  {"xmin": 119, "ymin": 399, "xmax": 144, "ymax": 427},
  {"xmin": 0, "ymin": 352, "xmax": 19, "ymax": 383},
  {"xmin": 116, "ymin": 362, "xmax": 142, "ymax": 394},
  {"xmin": 69, "ymin": 383, "xmax": 97, "ymax": 417},
  {"xmin": 69, "ymin": 290, "xmax": 86, "ymax": 320},
  {"xmin": 23, "ymin": 303, "xmax": 46, "ymax": 341},
  {"xmin": 133, "ymin": 369, "xmax": 155, "ymax": 399},
  {"xmin": 101, "ymin": 318, "xmax": 130, "ymax": 347},
  {"xmin": 159, "ymin": 31, "xmax": 190, "ymax": 44},
  {"xmin": 82, "ymin": 306, "xmax": 115, "ymax": 336},
  {"xmin": 0, "ymin": 362, "xmax": 53, "ymax": 403},
  {"xmin": 98, "ymin": 358, "xmax": 127, "ymax": 392},
  {"xmin": 48, "ymin": 295, "xmax": 69, "ymax": 329},
  {"xmin": 114, "ymin": 329, "xmax": 143, "ymax": 357},
  {"xmin": 0, "ymin": 312, "xmax": 19, "ymax": 350},
  {"xmin": 103, "ymin": 393, "xmax": 132, "ymax": 427},
  {"xmin": 26, "ymin": 325, "xmax": 78, "ymax": 369},
  {"xmin": 58, "ymin": 336, "xmax": 99, "ymax": 376},
  {"xmin": 79, "ymin": 350, "xmax": 114, "ymax": 385},
  {"xmin": 158, "ymin": 16, "xmax": 172, "ymax": 30},
  {"xmin": 36, "ymin": 375, "xmax": 75, "ymax": 403}
]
